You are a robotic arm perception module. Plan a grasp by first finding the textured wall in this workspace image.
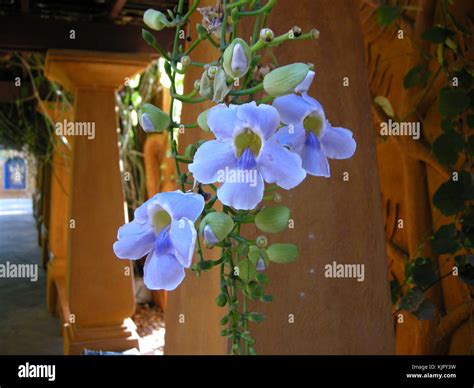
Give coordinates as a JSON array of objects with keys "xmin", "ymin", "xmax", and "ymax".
[{"xmin": 165, "ymin": 0, "xmax": 394, "ymax": 355}]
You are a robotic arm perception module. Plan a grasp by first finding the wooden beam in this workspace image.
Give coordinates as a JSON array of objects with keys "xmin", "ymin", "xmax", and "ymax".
[
  {"xmin": 109, "ymin": 0, "xmax": 127, "ymax": 20},
  {"xmin": 20, "ymin": 0, "xmax": 30, "ymax": 13},
  {"xmin": 0, "ymin": 15, "xmax": 173, "ymax": 54}
]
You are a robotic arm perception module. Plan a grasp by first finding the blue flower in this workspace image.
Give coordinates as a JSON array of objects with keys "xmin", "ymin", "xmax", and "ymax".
[
  {"xmin": 113, "ymin": 190, "xmax": 204, "ymax": 291},
  {"xmin": 273, "ymin": 93, "xmax": 356, "ymax": 177},
  {"xmin": 189, "ymin": 101, "xmax": 306, "ymax": 210}
]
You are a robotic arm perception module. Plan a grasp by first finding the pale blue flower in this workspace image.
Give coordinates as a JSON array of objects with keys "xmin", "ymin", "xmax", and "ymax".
[
  {"xmin": 273, "ymin": 93, "xmax": 356, "ymax": 177},
  {"xmin": 189, "ymin": 101, "xmax": 306, "ymax": 210},
  {"xmin": 113, "ymin": 190, "xmax": 204, "ymax": 290}
]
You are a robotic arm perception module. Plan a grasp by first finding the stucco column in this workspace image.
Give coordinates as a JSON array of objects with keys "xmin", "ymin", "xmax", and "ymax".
[
  {"xmin": 165, "ymin": 0, "xmax": 394, "ymax": 354},
  {"xmin": 44, "ymin": 50, "xmax": 150, "ymax": 354}
]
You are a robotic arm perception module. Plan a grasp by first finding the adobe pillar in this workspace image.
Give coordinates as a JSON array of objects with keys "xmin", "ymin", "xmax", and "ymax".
[{"xmin": 45, "ymin": 50, "xmax": 150, "ymax": 354}]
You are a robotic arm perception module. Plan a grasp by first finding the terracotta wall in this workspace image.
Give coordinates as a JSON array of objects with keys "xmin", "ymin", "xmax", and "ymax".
[{"xmin": 164, "ymin": 0, "xmax": 394, "ymax": 354}]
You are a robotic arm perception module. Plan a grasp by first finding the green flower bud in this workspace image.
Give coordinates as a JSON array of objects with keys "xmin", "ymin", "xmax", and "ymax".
[
  {"xmin": 142, "ymin": 29, "xmax": 156, "ymax": 47},
  {"xmin": 260, "ymin": 28, "xmax": 274, "ymax": 43},
  {"xmin": 255, "ymin": 205, "xmax": 290, "ymax": 234},
  {"xmin": 185, "ymin": 143, "xmax": 197, "ymax": 158},
  {"xmin": 143, "ymin": 9, "xmax": 171, "ymax": 31},
  {"xmin": 180, "ymin": 55, "xmax": 191, "ymax": 68},
  {"xmin": 197, "ymin": 108, "xmax": 211, "ymax": 132},
  {"xmin": 199, "ymin": 212, "xmax": 234, "ymax": 246},
  {"xmin": 212, "ymin": 67, "xmax": 231, "ymax": 102},
  {"xmin": 199, "ymin": 70, "xmax": 214, "ymax": 99},
  {"xmin": 310, "ymin": 28, "xmax": 320, "ymax": 39},
  {"xmin": 248, "ymin": 246, "xmax": 269, "ymax": 271},
  {"xmin": 140, "ymin": 103, "xmax": 170, "ymax": 132},
  {"xmin": 194, "ymin": 79, "xmax": 201, "ymax": 90},
  {"xmin": 267, "ymin": 243, "xmax": 299, "ymax": 264},
  {"xmin": 222, "ymin": 38, "xmax": 251, "ymax": 79},
  {"xmin": 256, "ymin": 235, "xmax": 268, "ymax": 248},
  {"xmin": 196, "ymin": 23, "xmax": 208, "ymax": 39},
  {"xmin": 263, "ymin": 63, "xmax": 312, "ymax": 97},
  {"xmin": 207, "ymin": 65, "xmax": 219, "ymax": 79}
]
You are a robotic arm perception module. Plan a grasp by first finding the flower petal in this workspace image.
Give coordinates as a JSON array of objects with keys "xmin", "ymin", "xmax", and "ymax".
[
  {"xmin": 133, "ymin": 196, "xmax": 155, "ymax": 224},
  {"xmin": 217, "ymin": 168, "xmax": 264, "ymax": 210},
  {"xmin": 258, "ymin": 139, "xmax": 306, "ymax": 189},
  {"xmin": 301, "ymin": 137, "xmax": 330, "ymax": 177},
  {"xmin": 152, "ymin": 190, "xmax": 205, "ymax": 222},
  {"xmin": 188, "ymin": 140, "xmax": 236, "ymax": 184},
  {"xmin": 113, "ymin": 229, "xmax": 155, "ymax": 260},
  {"xmin": 170, "ymin": 217, "xmax": 197, "ymax": 268},
  {"xmin": 275, "ymin": 123, "xmax": 306, "ymax": 150},
  {"xmin": 143, "ymin": 251, "xmax": 185, "ymax": 291},
  {"xmin": 272, "ymin": 94, "xmax": 314, "ymax": 125},
  {"xmin": 295, "ymin": 70, "xmax": 315, "ymax": 94},
  {"xmin": 117, "ymin": 219, "xmax": 150, "ymax": 238},
  {"xmin": 302, "ymin": 93, "xmax": 325, "ymax": 113},
  {"xmin": 207, "ymin": 104, "xmax": 244, "ymax": 140},
  {"xmin": 320, "ymin": 124, "xmax": 356, "ymax": 160},
  {"xmin": 236, "ymin": 102, "xmax": 280, "ymax": 140}
]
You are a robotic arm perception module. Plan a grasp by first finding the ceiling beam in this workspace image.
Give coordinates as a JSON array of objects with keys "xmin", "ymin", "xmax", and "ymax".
[
  {"xmin": 109, "ymin": 0, "xmax": 127, "ymax": 20},
  {"xmin": 20, "ymin": 0, "xmax": 30, "ymax": 13},
  {"xmin": 0, "ymin": 15, "xmax": 173, "ymax": 54}
]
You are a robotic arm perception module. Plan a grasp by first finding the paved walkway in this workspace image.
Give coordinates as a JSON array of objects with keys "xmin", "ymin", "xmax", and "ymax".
[{"xmin": 0, "ymin": 198, "xmax": 63, "ymax": 355}]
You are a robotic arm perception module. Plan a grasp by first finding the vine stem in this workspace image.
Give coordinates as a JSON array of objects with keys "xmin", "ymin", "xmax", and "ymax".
[{"xmin": 168, "ymin": 0, "xmax": 186, "ymax": 192}]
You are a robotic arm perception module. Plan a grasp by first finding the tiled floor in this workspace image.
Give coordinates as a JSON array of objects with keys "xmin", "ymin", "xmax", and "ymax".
[{"xmin": 0, "ymin": 198, "xmax": 63, "ymax": 355}]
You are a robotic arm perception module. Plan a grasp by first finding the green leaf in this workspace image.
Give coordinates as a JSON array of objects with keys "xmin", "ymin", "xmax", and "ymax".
[
  {"xmin": 266, "ymin": 243, "xmax": 299, "ymax": 264},
  {"xmin": 412, "ymin": 299, "xmax": 437, "ymax": 320},
  {"xmin": 467, "ymin": 135, "xmax": 474, "ymax": 156},
  {"xmin": 431, "ymin": 131, "xmax": 463, "ymax": 166},
  {"xmin": 467, "ymin": 115, "xmax": 474, "ymax": 129},
  {"xmin": 237, "ymin": 259, "xmax": 256, "ymax": 283},
  {"xmin": 247, "ymin": 281, "xmax": 264, "ymax": 299},
  {"xmin": 197, "ymin": 108, "xmax": 211, "ymax": 132},
  {"xmin": 461, "ymin": 208, "xmax": 474, "ymax": 245},
  {"xmin": 248, "ymin": 312, "xmax": 266, "ymax": 323},
  {"xmin": 255, "ymin": 272, "xmax": 269, "ymax": 285},
  {"xmin": 390, "ymin": 279, "xmax": 401, "ymax": 304},
  {"xmin": 215, "ymin": 293, "xmax": 227, "ymax": 307},
  {"xmin": 196, "ymin": 260, "xmax": 217, "ymax": 271},
  {"xmin": 374, "ymin": 96, "xmax": 395, "ymax": 118},
  {"xmin": 422, "ymin": 26, "xmax": 453, "ymax": 43},
  {"xmin": 237, "ymin": 241, "xmax": 250, "ymax": 257},
  {"xmin": 432, "ymin": 224, "xmax": 460, "ymax": 254},
  {"xmin": 255, "ymin": 205, "xmax": 290, "ymax": 234},
  {"xmin": 403, "ymin": 66, "xmax": 430, "ymax": 89},
  {"xmin": 375, "ymin": 5, "xmax": 401, "ymax": 26},
  {"xmin": 220, "ymin": 315, "xmax": 229, "ymax": 325},
  {"xmin": 459, "ymin": 258, "xmax": 474, "ymax": 286},
  {"xmin": 433, "ymin": 172, "xmax": 471, "ymax": 216},
  {"xmin": 412, "ymin": 257, "xmax": 437, "ymax": 288},
  {"xmin": 439, "ymin": 88, "xmax": 470, "ymax": 117},
  {"xmin": 453, "ymin": 68, "xmax": 473, "ymax": 89},
  {"xmin": 441, "ymin": 118, "xmax": 454, "ymax": 132},
  {"xmin": 404, "ymin": 260, "xmax": 415, "ymax": 283},
  {"xmin": 240, "ymin": 331, "xmax": 255, "ymax": 344},
  {"xmin": 398, "ymin": 287, "xmax": 424, "ymax": 312},
  {"xmin": 260, "ymin": 294, "xmax": 273, "ymax": 302},
  {"xmin": 220, "ymin": 328, "xmax": 233, "ymax": 337}
]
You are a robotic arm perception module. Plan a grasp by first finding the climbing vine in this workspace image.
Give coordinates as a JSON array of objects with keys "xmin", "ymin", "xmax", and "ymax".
[{"xmin": 374, "ymin": 1, "xmax": 474, "ymax": 321}]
